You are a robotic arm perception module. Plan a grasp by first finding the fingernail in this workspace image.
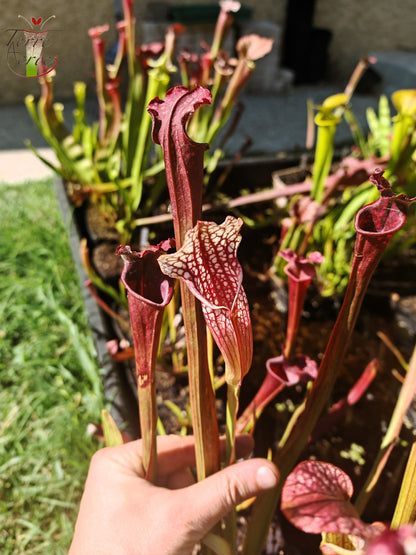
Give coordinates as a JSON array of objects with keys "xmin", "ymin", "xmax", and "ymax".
[{"xmin": 256, "ymin": 466, "xmax": 278, "ymax": 490}]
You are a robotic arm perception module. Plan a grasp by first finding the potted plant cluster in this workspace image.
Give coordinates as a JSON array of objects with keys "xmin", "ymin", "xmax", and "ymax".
[{"xmin": 24, "ymin": 1, "xmax": 416, "ymax": 552}]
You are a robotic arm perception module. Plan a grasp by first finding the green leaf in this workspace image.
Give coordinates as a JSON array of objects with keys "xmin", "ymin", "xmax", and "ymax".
[{"xmin": 101, "ymin": 409, "xmax": 124, "ymax": 447}]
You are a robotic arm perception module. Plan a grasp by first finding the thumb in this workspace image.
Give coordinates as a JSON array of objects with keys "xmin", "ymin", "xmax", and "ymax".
[{"xmin": 177, "ymin": 458, "xmax": 279, "ymax": 539}]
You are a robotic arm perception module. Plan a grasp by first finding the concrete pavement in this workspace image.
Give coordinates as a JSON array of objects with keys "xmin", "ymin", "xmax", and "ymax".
[{"xmin": 0, "ymin": 85, "xmax": 378, "ymax": 184}]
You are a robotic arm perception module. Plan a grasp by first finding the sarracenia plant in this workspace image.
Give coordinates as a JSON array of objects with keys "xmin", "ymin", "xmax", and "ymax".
[
  {"xmin": 116, "ymin": 240, "xmax": 175, "ymax": 481},
  {"xmin": 115, "ymin": 85, "xmax": 253, "ymax": 552},
  {"xmin": 280, "ymin": 343, "xmax": 416, "ymax": 553},
  {"xmin": 147, "ymin": 86, "xmax": 221, "ymax": 482},
  {"xmin": 237, "ymin": 249, "xmax": 322, "ymax": 434},
  {"xmin": 236, "ymin": 249, "xmax": 376, "ymax": 439},
  {"xmin": 112, "ymin": 79, "xmax": 416, "ymax": 553},
  {"xmin": 274, "ymin": 62, "xmax": 416, "ymax": 298},
  {"xmin": 158, "ymin": 216, "xmax": 253, "ymax": 467},
  {"xmin": 159, "ymin": 216, "xmax": 252, "ymax": 549},
  {"xmin": 242, "ymin": 169, "xmax": 416, "ymax": 553},
  {"xmin": 25, "ymin": 0, "xmax": 273, "ymax": 244},
  {"xmin": 110, "ymin": 73, "xmax": 416, "ymax": 552}
]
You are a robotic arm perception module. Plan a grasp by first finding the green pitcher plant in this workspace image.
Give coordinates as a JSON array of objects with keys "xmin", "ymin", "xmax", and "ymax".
[
  {"xmin": 25, "ymin": 0, "xmax": 273, "ymax": 245},
  {"xmin": 274, "ymin": 81, "xmax": 416, "ymax": 298}
]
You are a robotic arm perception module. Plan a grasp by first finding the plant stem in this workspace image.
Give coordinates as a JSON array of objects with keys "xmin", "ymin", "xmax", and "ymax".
[
  {"xmin": 181, "ymin": 284, "xmax": 220, "ymax": 481},
  {"xmin": 202, "ymin": 532, "xmax": 233, "ymax": 555},
  {"xmin": 283, "ymin": 277, "xmax": 309, "ymax": 360},
  {"xmin": 391, "ymin": 438, "xmax": 416, "ymax": 528},
  {"xmin": 226, "ymin": 382, "xmax": 239, "ymax": 465},
  {"xmin": 223, "ymin": 381, "xmax": 240, "ymax": 552},
  {"xmin": 311, "ymin": 121, "xmax": 337, "ymax": 203},
  {"xmin": 147, "ymin": 87, "xmax": 221, "ymax": 483},
  {"xmin": 131, "ymin": 71, "xmax": 169, "ymax": 211},
  {"xmin": 355, "ymin": 343, "xmax": 416, "ymax": 514},
  {"xmin": 137, "ymin": 381, "xmax": 158, "ymax": 482},
  {"xmin": 207, "ymin": 327, "xmax": 215, "ymax": 389}
]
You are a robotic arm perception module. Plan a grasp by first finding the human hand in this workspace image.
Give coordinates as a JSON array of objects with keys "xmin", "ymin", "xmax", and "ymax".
[{"xmin": 69, "ymin": 434, "xmax": 279, "ymax": 555}]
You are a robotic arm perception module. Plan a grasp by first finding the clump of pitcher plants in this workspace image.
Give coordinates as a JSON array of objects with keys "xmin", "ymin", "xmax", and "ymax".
[
  {"xmin": 25, "ymin": 0, "xmax": 273, "ymax": 243},
  {"xmin": 274, "ymin": 63, "xmax": 416, "ymax": 298},
  {"xmin": 110, "ymin": 80, "xmax": 416, "ymax": 554},
  {"xmin": 22, "ymin": 2, "xmax": 416, "ymax": 549}
]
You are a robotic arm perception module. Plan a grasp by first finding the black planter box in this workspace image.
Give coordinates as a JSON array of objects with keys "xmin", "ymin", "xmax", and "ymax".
[{"xmin": 54, "ymin": 178, "xmax": 140, "ymax": 438}]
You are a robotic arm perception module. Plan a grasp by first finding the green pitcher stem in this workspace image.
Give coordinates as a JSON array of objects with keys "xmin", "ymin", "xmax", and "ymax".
[
  {"xmin": 131, "ymin": 73, "xmax": 166, "ymax": 211},
  {"xmin": 355, "ymin": 343, "xmax": 416, "ymax": 514},
  {"xmin": 224, "ymin": 381, "xmax": 240, "ymax": 552},
  {"xmin": 181, "ymin": 283, "xmax": 220, "ymax": 481},
  {"xmin": 391, "ymin": 438, "xmax": 416, "ymax": 528},
  {"xmin": 226, "ymin": 382, "xmax": 240, "ymax": 466},
  {"xmin": 137, "ymin": 383, "xmax": 158, "ymax": 482},
  {"xmin": 311, "ymin": 123, "xmax": 336, "ymax": 203}
]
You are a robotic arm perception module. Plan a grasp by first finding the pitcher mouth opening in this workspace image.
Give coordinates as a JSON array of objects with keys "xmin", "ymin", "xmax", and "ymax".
[
  {"xmin": 354, "ymin": 169, "xmax": 415, "ymax": 237},
  {"xmin": 355, "ymin": 197, "xmax": 407, "ymax": 236}
]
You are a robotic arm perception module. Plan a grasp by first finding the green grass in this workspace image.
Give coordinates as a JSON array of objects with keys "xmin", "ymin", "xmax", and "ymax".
[{"xmin": 0, "ymin": 178, "xmax": 104, "ymax": 554}]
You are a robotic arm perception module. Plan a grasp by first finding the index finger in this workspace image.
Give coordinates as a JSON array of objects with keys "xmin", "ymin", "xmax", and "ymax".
[
  {"xmin": 157, "ymin": 434, "xmax": 255, "ymax": 475},
  {"xmin": 102, "ymin": 434, "xmax": 255, "ymax": 478}
]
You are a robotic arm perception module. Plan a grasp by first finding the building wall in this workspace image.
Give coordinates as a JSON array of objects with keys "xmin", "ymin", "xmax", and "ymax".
[
  {"xmin": 1, "ymin": 0, "xmax": 414, "ymax": 106},
  {"xmin": 314, "ymin": 0, "xmax": 416, "ymax": 83},
  {"xmin": 0, "ymin": 0, "xmax": 115, "ymax": 106},
  {"xmin": 137, "ymin": 0, "xmax": 416, "ymax": 85},
  {"xmin": 133, "ymin": 0, "xmax": 285, "ymax": 29}
]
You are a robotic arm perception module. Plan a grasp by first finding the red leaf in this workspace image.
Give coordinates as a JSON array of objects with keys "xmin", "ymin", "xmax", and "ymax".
[
  {"xmin": 356, "ymin": 169, "xmax": 416, "ymax": 240},
  {"xmin": 236, "ymin": 353, "xmax": 317, "ymax": 433},
  {"xmin": 366, "ymin": 524, "xmax": 416, "ymax": 555},
  {"xmin": 32, "ymin": 17, "xmax": 42, "ymax": 26},
  {"xmin": 267, "ymin": 353, "xmax": 318, "ymax": 386},
  {"xmin": 352, "ymin": 170, "xmax": 416, "ymax": 292},
  {"xmin": 88, "ymin": 24, "xmax": 110, "ymax": 39},
  {"xmin": 117, "ymin": 240, "xmax": 175, "ymax": 306},
  {"xmin": 236, "ymin": 34, "xmax": 274, "ymax": 61},
  {"xmin": 278, "ymin": 249, "xmax": 323, "ymax": 358},
  {"xmin": 147, "ymin": 86, "xmax": 212, "ymax": 246},
  {"xmin": 116, "ymin": 240, "xmax": 175, "ymax": 388},
  {"xmin": 281, "ymin": 460, "xmax": 368, "ymax": 537},
  {"xmin": 279, "ymin": 249, "xmax": 323, "ymax": 282}
]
